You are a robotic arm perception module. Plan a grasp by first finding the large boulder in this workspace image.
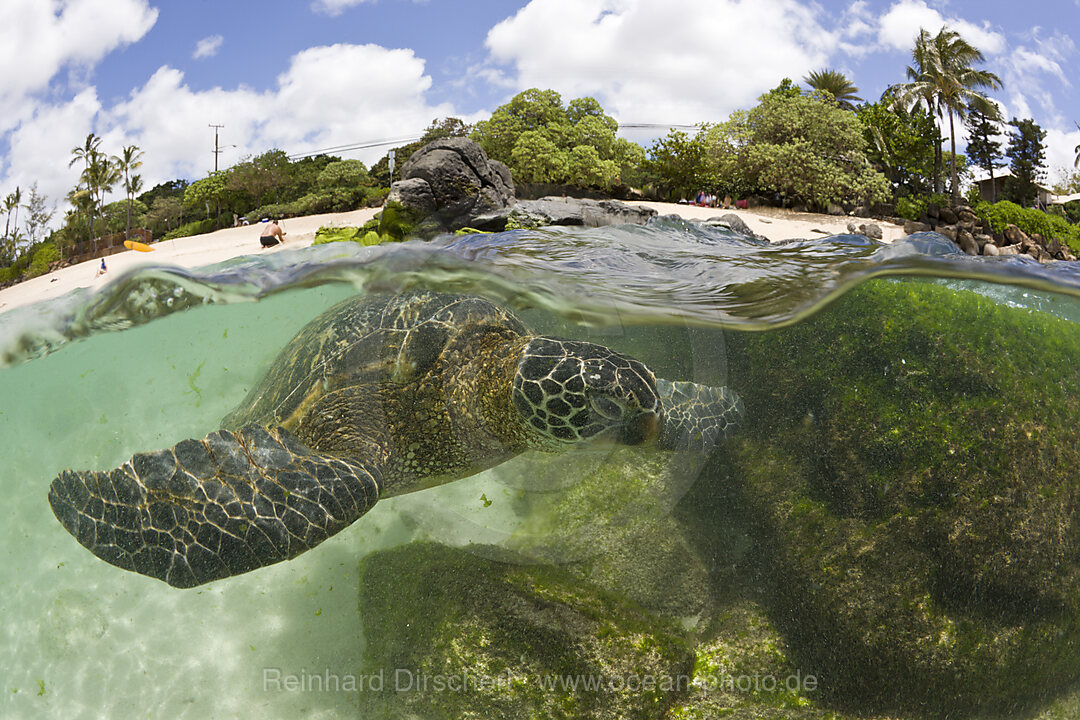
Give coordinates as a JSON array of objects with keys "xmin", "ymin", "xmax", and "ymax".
[
  {"xmin": 356, "ymin": 541, "xmax": 694, "ymax": 720},
  {"xmin": 387, "ymin": 137, "xmax": 515, "ymax": 233},
  {"xmin": 708, "ymin": 279, "xmax": 1080, "ymax": 717}
]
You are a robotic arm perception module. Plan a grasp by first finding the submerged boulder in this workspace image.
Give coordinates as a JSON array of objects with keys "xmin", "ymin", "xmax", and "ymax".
[
  {"xmin": 710, "ymin": 279, "xmax": 1080, "ymax": 717},
  {"xmin": 356, "ymin": 541, "xmax": 694, "ymax": 720}
]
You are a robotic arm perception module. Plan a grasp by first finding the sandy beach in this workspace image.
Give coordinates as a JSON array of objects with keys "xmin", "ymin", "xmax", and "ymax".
[{"xmin": 0, "ymin": 202, "xmax": 904, "ymax": 316}]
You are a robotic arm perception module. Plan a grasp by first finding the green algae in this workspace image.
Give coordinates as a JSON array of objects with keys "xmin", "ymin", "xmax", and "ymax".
[
  {"xmin": 709, "ymin": 278, "xmax": 1080, "ymax": 717},
  {"xmin": 356, "ymin": 541, "xmax": 694, "ymax": 720},
  {"xmin": 503, "ymin": 448, "xmax": 712, "ymax": 619}
]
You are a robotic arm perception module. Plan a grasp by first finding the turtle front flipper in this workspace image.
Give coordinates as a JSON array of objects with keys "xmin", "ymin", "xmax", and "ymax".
[
  {"xmin": 657, "ymin": 379, "xmax": 742, "ymax": 452},
  {"xmin": 48, "ymin": 426, "xmax": 381, "ymax": 588}
]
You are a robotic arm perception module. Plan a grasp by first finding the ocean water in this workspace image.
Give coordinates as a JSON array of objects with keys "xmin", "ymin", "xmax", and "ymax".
[{"xmin": 2, "ymin": 215, "xmax": 1080, "ymax": 719}]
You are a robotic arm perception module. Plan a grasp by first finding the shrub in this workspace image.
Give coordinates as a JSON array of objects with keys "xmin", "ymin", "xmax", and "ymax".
[
  {"xmin": 27, "ymin": 243, "xmax": 60, "ymax": 278},
  {"xmin": 162, "ymin": 217, "xmax": 223, "ymax": 241},
  {"xmin": 974, "ymin": 200, "xmax": 1080, "ymax": 252},
  {"xmin": 896, "ymin": 193, "xmax": 950, "ymax": 221},
  {"xmin": 895, "ymin": 196, "xmax": 925, "ymax": 221},
  {"xmin": 313, "ymin": 225, "xmax": 388, "ymax": 246}
]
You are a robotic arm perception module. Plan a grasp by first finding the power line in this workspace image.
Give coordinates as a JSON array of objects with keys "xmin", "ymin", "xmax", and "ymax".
[
  {"xmin": 287, "ymin": 135, "xmax": 424, "ymax": 160},
  {"xmin": 619, "ymin": 123, "xmax": 701, "ymax": 130},
  {"xmin": 284, "ymin": 122, "xmax": 701, "ymax": 161}
]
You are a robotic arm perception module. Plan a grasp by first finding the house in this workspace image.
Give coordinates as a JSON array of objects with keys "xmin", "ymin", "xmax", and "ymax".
[{"xmin": 971, "ymin": 168, "xmax": 1052, "ymax": 208}]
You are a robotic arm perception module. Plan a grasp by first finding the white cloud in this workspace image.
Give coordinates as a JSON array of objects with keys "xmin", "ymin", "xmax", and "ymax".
[
  {"xmin": 877, "ymin": 0, "xmax": 1005, "ymax": 55},
  {"xmin": 1044, "ymin": 126, "xmax": 1080, "ymax": 185},
  {"xmin": 0, "ymin": 0, "xmax": 156, "ymax": 128},
  {"xmin": 2, "ymin": 90, "xmax": 102, "ymax": 204},
  {"xmin": 997, "ymin": 29, "xmax": 1074, "ymax": 127},
  {"xmin": 483, "ymin": 0, "xmax": 834, "ymax": 125},
  {"xmin": 310, "ymin": 0, "xmax": 375, "ymax": 16},
  {"xmin": 0, "ymin": 41, "xmax": 465, "ymax": 224},
  {"xmin": 101, "ymin": 43, "xmax": 456, "ymax": 185},
  {"xmin": 193, "ymin": 34, "xmax": 224, "ymax": 60}
]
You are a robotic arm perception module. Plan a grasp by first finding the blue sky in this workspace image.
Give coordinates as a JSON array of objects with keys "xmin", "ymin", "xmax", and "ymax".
[{"xmin": 2, "ymin": 0, "xmax": 1078, "ymax": 214}]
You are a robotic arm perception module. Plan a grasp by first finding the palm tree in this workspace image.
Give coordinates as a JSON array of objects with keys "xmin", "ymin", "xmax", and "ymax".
[
  {"xmin": 889, "ymin": 26, "xmax": 1003, "ymax": 201},
  {"xmin": 1074, "ymin": 121, "xmax": 1079, "ymax": 168},
  {"xmin": 3, "ymin": 190, "xmax": 16, "ymax": 242},
  {"xmin": 6, "ymin": 186, "xmax": 21, "ymax": 254},
  {"xmin": 81, "ymin": 150, "xmax": 120, "ymax": 247},
  {"xmin": 114, "ymin": 144, "xmax": 144, "ymax": 238},
  {"xmin": 69, "ymin": 133, "xmax": 102, "ymax": 242},
  {"xmin": 804, "ymin": 69, "xmax": 863, "ymax": 110}
]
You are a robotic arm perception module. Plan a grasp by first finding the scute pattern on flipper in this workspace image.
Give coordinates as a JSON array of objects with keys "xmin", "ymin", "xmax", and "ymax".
[{"xmin": 48, "ymin": 426, "xmax": 380, "ymax": 588}]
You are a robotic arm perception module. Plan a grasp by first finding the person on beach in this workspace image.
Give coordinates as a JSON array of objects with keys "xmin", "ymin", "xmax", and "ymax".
[
  {"xmin": 95, "ymin": 258, "xmax": 107, "ymax": 277},
  {"xmin": 260, "ymin": 219, "xmax": 286, "ymax": 248}
]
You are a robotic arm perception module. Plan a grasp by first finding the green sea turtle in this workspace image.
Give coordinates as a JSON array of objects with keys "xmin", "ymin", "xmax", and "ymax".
[{"xmin": 48, "ymin": 291, "xmax": 741, "ymax": 588}]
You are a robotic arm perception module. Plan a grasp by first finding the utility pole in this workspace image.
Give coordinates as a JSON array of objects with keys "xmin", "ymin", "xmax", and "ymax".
[{"xmin": 209, "ymin": 123, "xmax": 225, "ymax": 173}]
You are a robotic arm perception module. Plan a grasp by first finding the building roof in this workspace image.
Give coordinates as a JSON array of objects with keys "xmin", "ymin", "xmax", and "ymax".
[{"xmin": 970, "ymin": 167, "xmax": 1053, "ymax": 193}]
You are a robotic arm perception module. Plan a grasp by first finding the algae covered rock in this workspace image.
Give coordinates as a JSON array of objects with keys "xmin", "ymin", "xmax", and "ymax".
[
  {"xmin": 669, "ymin": 597, "xmax": 900, "ymax": 720},
  {"xmin": 717, "ymin": 279, "xmax": 1080, "ymax": 717},
  {"xmin": 501, "ymin": 448, "xmax": 712, "ymax": 619},
  {"xmin": 356, "ymin": 541, "xmax": 694, "ymax": 720}
]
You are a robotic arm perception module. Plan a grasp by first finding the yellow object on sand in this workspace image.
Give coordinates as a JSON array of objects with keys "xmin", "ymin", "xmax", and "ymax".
[{"xmin": 124, "ymin": 240, "xmax": 153, "ymax": 252}]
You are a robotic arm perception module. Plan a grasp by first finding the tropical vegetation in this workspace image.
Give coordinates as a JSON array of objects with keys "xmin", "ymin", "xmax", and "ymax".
[
  {"xmin": 803, "ymin": 68, "xmax": 863, "ymax": 110},
  {"xmin": 887, "ymin": 26, "xmax": 1002, "ymax": 201},
  {"xmin": 3, "ymin": 21, "xmax": 1079, "ymax": 288}
]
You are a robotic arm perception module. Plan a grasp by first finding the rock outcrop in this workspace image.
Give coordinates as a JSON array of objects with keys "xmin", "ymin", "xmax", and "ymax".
[
  {"xmin": 386, "ymin": 137, "xmax": 515, "ymax": 234},
  {"xmin": 473, "ymin": 196, "xmax": 657, "ymax": 230},
  {"xmin": 385, "ymin": 137, "xmax": 658, "ymax": 235}
]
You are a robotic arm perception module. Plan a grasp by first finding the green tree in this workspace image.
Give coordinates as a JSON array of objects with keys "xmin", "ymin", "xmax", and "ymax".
[
  {"xmin": 964, "ymin": 108, "xmax": 1004, "ymax": 202},
  {"xmin": 567, "ymin": 145, "xmax": 619, "ymax": 188},
  {"xmin": 183, "ymin": 172, "xmax": 230, "ymax": 219},
  {"xmin": 472, "ymin": 89, "xmax": 635, "ymax": 190},
  {"xmin": 889, "ymin": 26, "xmax": 1003, "ymax": 200},
  {"xmin": 316, "ymin": 159, "xmax": 371, "ymax": 189},
  {"xmin": 645, "ymin": 128, "xmax": 710, "ymax": 201},
  {"xmin": 510, "ymin": 130, "xmax": 569, "ymax": 183},
  {"xmin": 146, "ymin": 195, "xmax": 183, "ymax": 236},
  {"xmin": 857, "ymin": 98, "xmax": 937, "ymax": 197},
  {"xmin": 114, "ymin": 144, "xmax": 144, "ymax": 238},
  {"xmin": 804, "ymin": 69, "xmax": 863, "ymax": 110},
  {"xmin": 1005, "ymin": 117, "xmax": 1047, "ymax": 207},
  {"xmin": 21, "ymin": 183, "xmax": 53, "ymax": 249},
  {"xmin": 729, "ymin": 91, "xmax": 889, "ymax": 208}
]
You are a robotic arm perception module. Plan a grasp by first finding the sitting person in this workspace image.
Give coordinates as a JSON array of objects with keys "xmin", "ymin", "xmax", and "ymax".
[{"xmin": 259, "ymin": 219, "xmax": 286, "ymax": 248}]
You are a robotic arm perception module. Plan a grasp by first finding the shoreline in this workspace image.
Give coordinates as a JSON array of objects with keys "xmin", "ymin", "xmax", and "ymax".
[{"xmin": 0, "ymin": 202, "xmax": 903, "ymax": 316}]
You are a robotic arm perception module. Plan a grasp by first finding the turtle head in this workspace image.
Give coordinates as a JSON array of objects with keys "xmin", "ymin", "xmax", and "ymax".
[{"xmin": 512, "ymin": 337, "xmax": 661, "ymax": 448}]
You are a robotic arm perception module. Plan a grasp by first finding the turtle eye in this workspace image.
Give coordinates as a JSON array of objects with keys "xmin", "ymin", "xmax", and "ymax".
[{"xmin": 589, "ymin": 395, "xmax": 624, "ymax": 420}]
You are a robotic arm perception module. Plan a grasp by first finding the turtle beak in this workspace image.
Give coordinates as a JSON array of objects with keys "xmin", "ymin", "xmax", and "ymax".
[{"xmin": 617, "ymin": 410, "xmax": 660, "ymax": 446}]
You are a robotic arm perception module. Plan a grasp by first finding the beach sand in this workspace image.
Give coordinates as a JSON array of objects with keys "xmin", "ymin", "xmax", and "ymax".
[{"xmin": 0, "ymin": 202, "xmax": 904, "ymax": 316}]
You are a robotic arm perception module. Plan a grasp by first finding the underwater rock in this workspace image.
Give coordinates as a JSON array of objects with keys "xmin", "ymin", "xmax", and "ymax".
[
  {"xmin": 668, "ymin": 597, "xmax": 900, "ymax": 720},
  {"xmin": 502, "ymin": 448, "xmax": 713, "ymax": 619},
  {"xmin": 712, "ymin": 279, "xmax": 1080, "ymax": 717},
  {"xmin": 390, "ymin": 137, "xmax": 516, "ymax": 234},
  {"xmin": 356, "ymin": 541, "xmax": 694, "ymax": 720}
]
